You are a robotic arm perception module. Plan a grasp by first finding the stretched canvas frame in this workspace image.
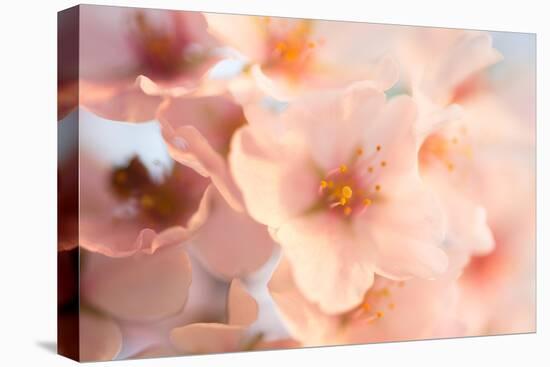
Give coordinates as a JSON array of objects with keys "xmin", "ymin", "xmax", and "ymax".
[{"xmin": 58, "ymin": 4, "xmax": 536, "ymax": 362}]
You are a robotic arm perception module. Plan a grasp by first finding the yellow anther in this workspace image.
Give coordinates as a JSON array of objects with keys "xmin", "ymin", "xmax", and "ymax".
[
  {"xmin": 368, "ymin": 166, "xmax": 374, "ymax": 173},
  {"xmin": 381, "ymin": 161, "xmax": 387, "ymax": 167},
  {"xmin": 140, "ymin": 195, "xmax": 154, "ymax": 209},
  {"xmin": 447, "ymin": 162, "xmax": 455, "ymax": 171},
  {"xmin": 381, "ymin": 288, "xmax": 390, "ymax": 297},
  {"xmin": 356, "ymin": 147, "xmax": 364, "ymax": 156},
  {"xmin": 343, "ymin": 207, "xmax": 352, "ymax": 216},
  {"xmin": 342, "ymin": 186, "xmax": 353, "ymax": 199},
  {"xmin": 362, "ymin": 302, "xmax": 371, "ymax": 312},
  {"xmin": 388, "ymin": 303, "xmax": 395, "ymax": 310},
  {"xmin": 320, "ymin": 180, "xmax": 328, "ymax": 188},
  {"xmin": 376, "ymin": 311, "xmax": 384, "ymax": 318},
  {"xmin": 375, "ymin": 184, "xmax": 381, "ymax": 192},
  {"xmin": 376, "ymin": 145, "xmax": 381, "ymax": 152},
  {"xmin": 339, "ymin": 197, "xmax": 347, "ymax": 206},
  {"xmin": 275, "ymin": 42, "xmax": 287, "ymax": 52},
  {"xmin": 327, "ymin": 180, "xmax": 334, "ymax": 188},
  {"xmin": 363, "ymin": 198, "xmax": 372, "ymax": 206},
  {"xmin": 115, "ymin": 171, "xmax": 128, "ymax": 184},
  {"xmin": 340, "ymin": 164, "xmax": 348, "ymax": 173}
]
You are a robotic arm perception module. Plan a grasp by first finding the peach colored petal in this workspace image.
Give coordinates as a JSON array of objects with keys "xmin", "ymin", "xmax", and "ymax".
[
  {"xmin": 268, "ymin": 257, "xmax": 340, "ymax": 346},
  {"xmin": 190, "ymin": 188, "xmax": 275, "ymax": 279},
  {"xmin": 281, "ymin": 82, "xmax": 386, "ymax": 171},
  {"xmin": 79, "ymin": 155, "xmax": 212, "ymax": 257},
  {"xmin": 170, "ymin": 323, "xmax": 246, "ymax": 354},
  {"xmin": 159, "ymin": 123, "xmax": 244, "ymax": 212},
  {"xmin": 229, "ymin": 126, "xmax": 319, "ymax": 227},
  {"xmin": 80, "ymin": 79, "xmax": 163, "ymax": 123},
  {"xmin": 136, "ymin": 75, "xmax": 192, "ymax": 98},
  {"xmin": 269, "ymin": 252, "xmax": 465, "ymax": 346},
  {"xmin": 275, "ymin": 212, "xmax": 376, "ymax": 314},
  {"xmin": 254, "ymin": 338, "xmax": 301, "ymax": 351},
  {"xmin": 81, "ymin": 245, "xmax": 192, "ymax": 322},
  {"xmin": 156, "ymin": 94, "xmax": 245, "ymax": 156},
  {"xmin": 227, "ymin": 279, "xmax": 259, "ymax": 326},
  {"xmin": 421, "ymin": 32, "xmax": 502, "ymax": 104},
  {"xmin": 356, "ymin": 176, "xmax": 448, "ymax": 279},
  {"xmin": 205, "ymin": 14, "xmax": 267, "ymax": 61},
  {"xmin": 79, "ymin": 6, "xmax": 218, "ymax": 122},
  {"xmin": 80, "ymin": 310, "xmax": 122, "ymax": 362},
  {"xmin": 132, "ymin": 344, "xmax": 178, "ymax": 359},
  {"xmin": 423, "ymin": 167, "xmax": 494, "ymax": 256}
]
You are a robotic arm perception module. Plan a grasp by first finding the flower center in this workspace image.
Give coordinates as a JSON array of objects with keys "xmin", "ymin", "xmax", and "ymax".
[
  {"xmin": 343, "ymin": 280, "xmax": 404, "ymax": 326},
  {"xmin": 318, "ymin": 146, "xmax": 386, "ymax": 218},
  {"xmin": 262, "ymin": 18, "xmax": 319, "ymax": 80},
  {"xmin": 110, "ymin": 156, "xmax": 205, "ymax": 229},
  {"xmin": 131, "ymin": 12, "xmax": 197, "ymax": 78},
  {"xmin": 420, "ymin": 127, "xmax": 473, "ymax": 173}
]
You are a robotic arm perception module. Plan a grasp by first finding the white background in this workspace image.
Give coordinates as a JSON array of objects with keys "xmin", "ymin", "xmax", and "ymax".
[{"xmin": 0, "ymin": 0, "xmax": 547, "ymax": 365}]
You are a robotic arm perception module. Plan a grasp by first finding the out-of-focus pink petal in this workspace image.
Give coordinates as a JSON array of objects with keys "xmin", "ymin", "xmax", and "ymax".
[
  {"xmin": 81, "ymin": 245, "xmax": 192, "ymax": 322},
  {"xmin": 80, "ymin": 80, "xmax": 162, "ymax": 122},
  {"xmin": 80, "ymin": 310, "xmax": 123, "ymax": 362},
  {"xmin": 190, "ymin": 188, "xmax": 275, "ymax": 279},
  {"xmin": 80, "ymin": 155, "xmax": 212, "ymax": 257},
  {"xmin": 206, "ymin": 15, "xmax": 398, "ymax": 99},
  {"xmin": 79, "ymin": 6, "xmax": 218, "ymax": 122},
  {"xmin": 227, "ymin": 279, "xmax": 259, "ymax": 326},
  {"xmin": 423, "ymin": 166, "xmax": 494, "ymax": 256},
  {"xmin": 269, "ymin": 251, "xmax": 465, "ymax": 346},
  {"xmin": 268, "ymin": 257, "xmax": 340, "ymax": 346},
  {"xmin": 159, "ymin": 124, "xmax": 244, "ymax": 211},
  {"xmin": 255, "ymin": 339, "xmax": 301, "ymax": 350},
  {"xmin": 157, "ymin": 94, "xmax": 246, "ymax": 157},
  {"xmin": 421, "ymin": 32, "xmax": 502, "ymax": 104},
  {"xmin": 205, "ymin": 14, "xmax": 267, "ymax": 61},
  {"xmin": 132, "ymin": 344, "xmax": 178, "ymax": 359},
  {"xmin": 275, "ymin": 212, "xmax": 376, "ymax": 314},
  {"xmin": 170, "ymin": 323, "xmax": 246, "ymax": 354}
]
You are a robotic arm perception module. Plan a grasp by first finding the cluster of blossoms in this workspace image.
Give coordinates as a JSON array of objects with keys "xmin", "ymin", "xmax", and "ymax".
[{"xmin": 58, "ymin": 6, "xmax": 535, "ymax": 361}]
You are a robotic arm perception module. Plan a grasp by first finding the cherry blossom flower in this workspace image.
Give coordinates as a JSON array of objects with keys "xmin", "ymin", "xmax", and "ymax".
[
  {"xmin": 79, "ymin": 5, "xmax": 219, "ymax": 122},
  {"xmin": 204, "ymin": 14, "xmax": 398, "ymax": 100},
  {"xmin": 458, "ymin": 155, "xmax": 535, "ymax": 335},
  {"xmin": 80, "ymin": 154, "xmax": 211, "ymax": 257},
  {"xmin": 229, "ymin": 82, "xmax": 447, "ymax": 313},
  {"xmin": 413, "ymin": 30, "xmax": 503, "ymax": 258},
  {"xmin": 268, "ymin": 252, "xmax": 466, "ymax": 346},
  {"xmin": 455, "ymin": 88, "xmax": 535, "ymax": 335}
]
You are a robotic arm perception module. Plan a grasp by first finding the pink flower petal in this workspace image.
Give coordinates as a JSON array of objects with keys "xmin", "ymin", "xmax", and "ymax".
[
  {"xmin": 229, "ymin": 126, "xmax": 320, "ymax": 227},
  {"xmin": 159, "ymin": 123, "xmax": 244, "ymax": 212},
  {"xmin": 80, "ymin": 310, "xmax": 123, "ymax": 362},
  {"xmin": 81, "ymin": 245, "xmax": 192, "ymax": 322},
  {"xmin": 170, "ymin": 323, "xmax": 246, "ymax": 354},
  {"xmin": 227, "ymin": 279, "xmax": 259, "ymax": 326},
  {"xmin": 275, "ymin": 212, "xmax": 376, "ymax": 314},
  {"xmin": 190, "ymin": 188, "xmax": 275, "ymax": 279},
  {"xmin": 80, "ymin": 156, "xmax": 212, "ymax": 257}
]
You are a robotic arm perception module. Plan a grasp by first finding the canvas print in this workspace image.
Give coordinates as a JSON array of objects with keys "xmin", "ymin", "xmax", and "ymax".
[{"xmin": 57, "ymin": 4, "xmax": 536, "ymax": 362}]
